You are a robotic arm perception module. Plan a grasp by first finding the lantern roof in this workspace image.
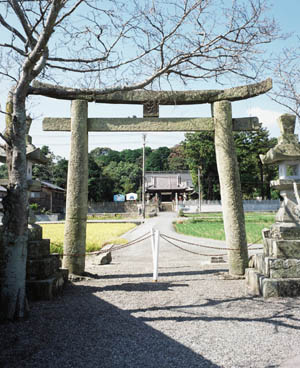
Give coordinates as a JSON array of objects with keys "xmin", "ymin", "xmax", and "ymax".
[{"xmin": 260, "ymin": 114, "xmax": 300, "ymax": 165}]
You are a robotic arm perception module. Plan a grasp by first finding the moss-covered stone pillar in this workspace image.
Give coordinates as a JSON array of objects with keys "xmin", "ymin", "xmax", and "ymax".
[
  {"xmin": 213, "ymin": 100, "xmax": 248, "ymax": 276},
  {"xmin": 63, "ymin": 100, "xmax": 88, "ymax": 275}
]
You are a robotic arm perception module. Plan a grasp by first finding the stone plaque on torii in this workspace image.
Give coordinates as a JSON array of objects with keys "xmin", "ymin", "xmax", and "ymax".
[{"xmin": 33, "ymin": 78, "xmax": 272, "ymax": 276}]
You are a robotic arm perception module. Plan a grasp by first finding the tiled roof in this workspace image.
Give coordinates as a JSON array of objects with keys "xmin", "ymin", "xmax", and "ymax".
[
  {"xmin": 41, "ymin": 181, "xmax": 65, "ymax": 192},
  {"xmin": 145, "ymin": 171, "xmax": 193, "ymax": 191}
]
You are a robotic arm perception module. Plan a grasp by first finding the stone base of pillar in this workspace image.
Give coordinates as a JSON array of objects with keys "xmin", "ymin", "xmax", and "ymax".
[
  {"xmin": 246, "ymin": 268, "xmax": 300, "ymax": 298},
  {"xmin": 246, "ymin": 223, "xmax": 300, "ymax": 298}
]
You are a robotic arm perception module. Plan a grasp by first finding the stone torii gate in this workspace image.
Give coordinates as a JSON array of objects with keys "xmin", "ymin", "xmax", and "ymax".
[{"xmin": 37, "ymin": 78, "xmax": 272, "ymax": 277}]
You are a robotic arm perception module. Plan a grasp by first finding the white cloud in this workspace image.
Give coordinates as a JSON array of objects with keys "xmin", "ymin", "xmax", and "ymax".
[{"xmin": 246, "ymin": 107, "xmax": 281, "ymax": 137}]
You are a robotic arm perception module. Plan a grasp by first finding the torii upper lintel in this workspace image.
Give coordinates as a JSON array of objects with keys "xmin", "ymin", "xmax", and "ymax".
[{"xmin": 30, "ymin": 78, "xmax": 272, "ymax": 105}]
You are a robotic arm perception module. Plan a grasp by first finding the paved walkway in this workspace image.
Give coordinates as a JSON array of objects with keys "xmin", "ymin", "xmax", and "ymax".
[
  {"xmin": 1, "ymin": 212, "xmax": 300, "ymax": 368},
  {"xmin": 101, "ymin": 211, "xmax": 261, "ymax": 270},
  {"xmin": 83, "ymin": 212, "xmax": 300, "ymax": 368}
]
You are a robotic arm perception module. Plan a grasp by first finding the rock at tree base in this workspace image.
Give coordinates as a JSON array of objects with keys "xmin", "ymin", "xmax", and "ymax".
[{"xmin": 99, "ymin": 252, "xmax": 112, "ymax": 265}]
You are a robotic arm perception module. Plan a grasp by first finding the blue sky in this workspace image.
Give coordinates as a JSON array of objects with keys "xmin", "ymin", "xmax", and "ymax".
[{"xmin": 0, "ymin": 1, "xmax": 299, "ymax": 159}]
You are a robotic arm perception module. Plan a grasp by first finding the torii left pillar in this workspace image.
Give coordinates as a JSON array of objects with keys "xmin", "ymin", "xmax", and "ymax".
[{"xmin": 63, "ymin": 100, "xmax": 88, "ymax": 275}]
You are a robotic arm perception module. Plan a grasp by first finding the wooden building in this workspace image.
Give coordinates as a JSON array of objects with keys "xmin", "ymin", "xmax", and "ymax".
[
  {"xmin": 29, "ymin": 181, "xmax": 65, "ymax": 213},
  {"xmin": 0, "ymin": 138, "xmax": 65, "ymax": 214},
  {"xmin": 145, "ymin": 171, "xmax": 194, "ymax": 203}
]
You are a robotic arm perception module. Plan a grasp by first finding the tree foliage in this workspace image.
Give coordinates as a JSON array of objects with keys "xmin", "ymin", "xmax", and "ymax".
[
  {"xmin": 145, "ymin": 147, "xmax": 171, "ymax": 171},
  {"xmin": 32, "ymin": 146, "xmax": 68, "ymax": 188},
  {"xmin": 183, "ymin": 132, "xmax": 219, "ymax": 200},
  {"xmin": 234, "ymin": 129, "xmax": 278, "ymax": 199},
  {"xmin": 88, "ymin": 156, "xmax": 113, "ymax": 202},
  {"xmin": 37, "ymin": 129, "xmax": 278, "ymax": 202},
  {"xmin": 0, "ymin": 164, "xmax": 8, "ymax": 179},
  {"xmin": 183, "ymin": 128, "xmax": 278, "ymax": 200},
  {"xmin": 168, "ymin": 145, "xmax": 189, "ymax": 171}
]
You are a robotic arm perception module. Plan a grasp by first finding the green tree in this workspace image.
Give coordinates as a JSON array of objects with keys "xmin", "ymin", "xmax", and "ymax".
[
  {"xmin": 146, "ymin": 147, "xmax": 171, "ymax": 171},
  {"xmin": 32, "ymin": 146, "xmax": 55, "ymax": 183},
  {"xmin": 119, "ymin": 148, "xmax": 142, "ymax": 165},
  {"xmin": 183, "ymin": 128, "xmax": 278, "ymax": 200},
  {"xmin": 183, "ymin": 132, "xmax": 219, "ymax": 200},
  {"xmin": 32, "ymin": 146, "xmax": 68, "ymax": 189},
  {"xmin": 168, "ymin": 145, "xmax": 188, "ymax": 171},
  {"xmin": 0, "ymin": 164, "xmax": 8, "ymax": 179},
  {"xmin": 52, "ymin": 158, "xmax": 68, "ymax": 189},
  {"xmin": 103, "ymin": 161, "xmax": 141, "ymax": 195},
  {"xmin": 89, "ymin": 148, "xmax": 121, "ymax": 167},
  {"xmin": 88, "ymin": 156, "xmax": 113, "ymax": 202},
  {"xmin": 234, "ymin": 128, "xmax": 278, "ymax": 199}
]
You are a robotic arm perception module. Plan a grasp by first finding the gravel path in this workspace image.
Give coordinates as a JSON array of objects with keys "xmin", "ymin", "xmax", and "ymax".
[{"xmin": 1, "ymin": 212, "xmax": 300, "ymax": 368}]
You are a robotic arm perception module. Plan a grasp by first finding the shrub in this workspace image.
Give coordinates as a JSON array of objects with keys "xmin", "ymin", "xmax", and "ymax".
[{"xmin": 178, "ymin": 209, "xmax": 185, "ymax": 217}]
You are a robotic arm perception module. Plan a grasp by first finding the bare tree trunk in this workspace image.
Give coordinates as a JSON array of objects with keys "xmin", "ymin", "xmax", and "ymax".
[
  {"xmin": 0, "ymin": 92, "xmax": 29, "ymax": 320},
  {"xmin": 213, "ymin": 100, "xmax": 248, "ymax": 276}
]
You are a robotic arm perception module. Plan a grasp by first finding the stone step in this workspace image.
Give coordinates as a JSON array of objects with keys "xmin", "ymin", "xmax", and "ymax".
[
  {"xmin": 249, "ymin": 255, "xmax": 300, "ymax": 279},
  {"xmin": 246, "ymin": 268, "xmax": 300, "ymax": 297},
  {"xmin": 28, "ymin": 224, "xmax": 43, "ymax": 241},
  {"xmin": 265, "ymin": 257, "xmax": 300, "ymax": 279},
  {"xmin": 26, "ymin": 255, "xmax": 61, "ymax": 280},
  {"xmin": 263, "ymin": 238, "xmax": 300, "ymax": 259},
  {"xmin": 50, "ymin": 253, "xmax": 62, "ymax": 270},
  {"xmin": 27, "ymin": 239, "xmax": 50, "ymax": 259},
  {"xmin": 26, "ymin": 269, "xmax": 68, "ymax": 301},
  {"xmin": 272, "ymin": 240, "xmax": 300, "ymax": 259},
  {"xmin": 269, "ymin": 224, "xmax": 300, "ymax": 240}
]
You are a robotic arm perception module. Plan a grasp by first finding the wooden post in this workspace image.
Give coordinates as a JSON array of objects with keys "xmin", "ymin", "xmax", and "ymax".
[
  {"xmin": 213, "ymin": 100, "xmax": 248, "ymax": 276},
  {"xmin": 63, "ymin": 100, "xmax": 88, "ymax": 275}
]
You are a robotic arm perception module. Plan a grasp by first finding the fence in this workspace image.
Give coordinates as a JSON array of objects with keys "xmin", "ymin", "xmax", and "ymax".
[
  {"xmin": 88, "ymin": 201, "xmax": 138, "ymax": 213},
  {"xmin": 178, "ymin": 199, "xmax": 280, "ymax": 213},
  {"xmin": 88, "ymin": 202, "xmax": 158, "ymax": 215}
]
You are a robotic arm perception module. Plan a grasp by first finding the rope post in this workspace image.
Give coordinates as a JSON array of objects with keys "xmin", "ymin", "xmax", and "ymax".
[
  {"xmin": 153, "ymin": 229, "xmax": 160, "ymax": 282},
  {"xmin": 151, "ymin": 228, "xmax": 155, "ymax": 261},
  {"xmin": 151, "ymin": 228, "xmax": 156, "ymax": 280}
]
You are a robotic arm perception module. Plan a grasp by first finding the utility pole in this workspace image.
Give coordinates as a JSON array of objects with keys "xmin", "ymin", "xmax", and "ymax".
[
  {"xmin": 142, "ymin": 133, "xmax": 146, "ymax": 220},
  {"xmin": 198, "ymin": 166, "xmax": 201, "ymax": 213}
]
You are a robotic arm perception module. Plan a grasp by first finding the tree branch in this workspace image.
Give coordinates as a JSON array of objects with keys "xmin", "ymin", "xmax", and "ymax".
[
  {"xmin": 0, "ymin": 13, "xmax": 26, "ymax": 43},
  {"xmin": 9, "ymin": 0, "xmax": 36, "ymax": 49}
]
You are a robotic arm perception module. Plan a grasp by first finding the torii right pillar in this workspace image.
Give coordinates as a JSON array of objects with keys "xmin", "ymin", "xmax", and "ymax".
[{"xmin": 214, "ymin": 100, "xmax": 248, "ymax": 276}]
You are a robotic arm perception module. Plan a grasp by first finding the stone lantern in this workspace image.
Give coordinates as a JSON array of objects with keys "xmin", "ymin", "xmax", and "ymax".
[
  {"xmin": 246, "ymin": 114, "xmax": 300, "ymax": 297},
  {"xmin": 0, "ymin": 117, "xmax": 48, "ymax": 193},
  {"xmin": 26, "ymin": 117, "xmax": 48, "ymax": 193}
]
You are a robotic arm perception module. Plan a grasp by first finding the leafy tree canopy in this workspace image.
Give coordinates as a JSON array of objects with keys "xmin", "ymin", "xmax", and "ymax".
[
  {"xmin": 183, "ymin": 128, "xmax": 278, "ymax": 200},
  {"xmin": 34, "ymin": 129, "xmax": 278, "ymax": 202}
]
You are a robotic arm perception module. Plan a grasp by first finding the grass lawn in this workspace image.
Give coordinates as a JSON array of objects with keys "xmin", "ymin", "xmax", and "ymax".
[
  {"xmin": 174, "ymin": 212, "xmax": 275, "ymax": 244},
  {"xmin": 41, "ymin": 222, "xmax": 136, "ymax": 255}
]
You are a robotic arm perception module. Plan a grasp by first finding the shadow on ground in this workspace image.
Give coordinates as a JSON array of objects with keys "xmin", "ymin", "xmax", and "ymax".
[
  {"xmin": 0, "ymin": 282, "xmax": 220, "ymax": 368},
  {"xmin": 83, "ymin": 268, "xmax": 228, "ymax": 280}
]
